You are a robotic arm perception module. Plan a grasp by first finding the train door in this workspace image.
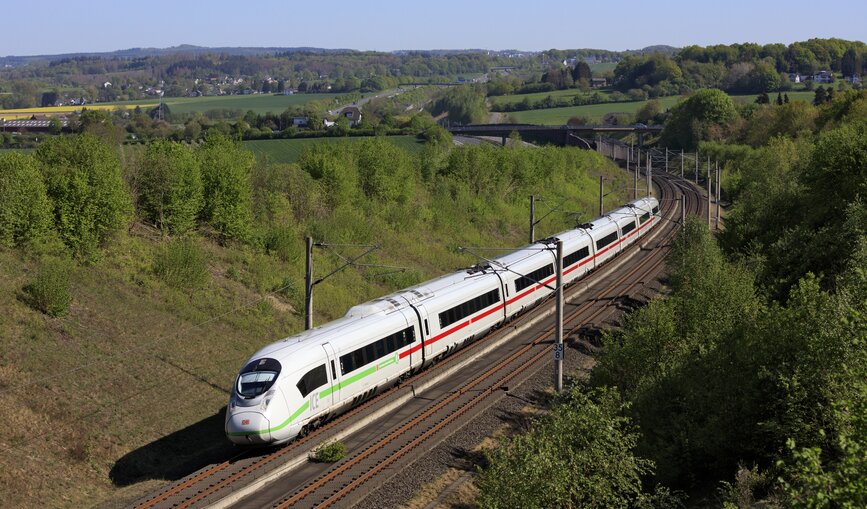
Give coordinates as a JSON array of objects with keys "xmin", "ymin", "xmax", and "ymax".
[
  {"xmin": 320, "ymin": 342, "xmax": 339, "ymax": 407},
  {"xmin": 412, "ymin": 303, "xmax": 430, "ymax": 368}
]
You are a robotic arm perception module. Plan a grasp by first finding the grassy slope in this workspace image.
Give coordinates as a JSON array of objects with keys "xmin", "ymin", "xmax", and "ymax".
[
  {"xmin": 0, "ymin": 93, "xmax": 343, "ymax": 118},
  {"xmin": 0, "ymin": 143, "xmax": 633, "ymax": 508},
  {"xmin": 488, "ymin": 88, "xmax": 610, "ymax": 108},
  {"xmin": 506, "ymin": 91, "xmax": 818, "ymax": 124},
  {"xmin": 244, "ymin": 136, "xmax": 426, "ymax": 165}
]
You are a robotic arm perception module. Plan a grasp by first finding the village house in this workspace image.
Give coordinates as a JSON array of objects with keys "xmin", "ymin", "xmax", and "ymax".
[{"xmin": 340, "ymin": 106, "xmax": 362, "ymax": 127}]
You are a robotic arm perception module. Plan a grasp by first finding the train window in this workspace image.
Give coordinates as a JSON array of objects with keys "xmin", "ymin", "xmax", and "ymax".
[
  {"xmin": 596, "ymin": 231, "xmax": 619, "ymax": 250},
  {"xmin": 237, "ymin": 358, "xmax": 282, "ymax": 398},
  {"xmin": 438, "ymin": 288, "xmax": 501, "ymax": 328},
  {"xmin": 514, "ymin": 264, "xmax": 555, "ymax": 292},
  {"xmin": 563, "ymin": 246, "xmax": 589, "ymax": 268},
  {"xmin": 639, "ymin": 212, "xmax": 651, "ymax": 224},
  {"xmin": 621, "ymin": 221, "xmax": 636, "ymax": 235},
  {"xmin": 340, "ymin": 326, "xmax": 416, "ymax": 375},
  {"xmin": 296, "ymin": 364, "xmax": 327, "ymax": 398},
  {"xmin": 652, "ymin": 206, "xmax": 659, "ymax": 214}
]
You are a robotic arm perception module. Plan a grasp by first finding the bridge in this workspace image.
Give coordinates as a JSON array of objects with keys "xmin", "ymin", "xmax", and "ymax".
[{"xmin": 446, "ymin": 123, "xmax": 663, "ymax": 147}]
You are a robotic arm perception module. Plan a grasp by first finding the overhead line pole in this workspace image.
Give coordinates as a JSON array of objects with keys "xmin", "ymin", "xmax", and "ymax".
[
  {"xmin": 529, "ymin": 195, "xmax": 536, "ymax": 244},
  {"xmin": 716, "ymin": 162, "xmax": 721, "ymax": 230},
  {"xmin": 554, "ymin": 239, "xmax": 564, "ymax": 393}
]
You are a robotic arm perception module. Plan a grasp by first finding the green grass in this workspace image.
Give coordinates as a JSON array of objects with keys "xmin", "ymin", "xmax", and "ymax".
[
  {"xmin": 508, "ymin": 96, "xmax": 683, "ymax": 124},
  {"xmin": 505, "ymin": 91, "xmax": 818, "ymax": 124},
  {"xmin": 100, "ymin": 93, "xmax": 343, "ymax": 115},
  {"xmin": 589, "ymin": 62, "xmax": 617, "ymax": 75},
  {"xmin": 489, "ymin": 88, "xmax": 611, "ymax": 108},
  {"xmin": 243, "ymin": 136, "xmax": 426, "ymax": 165}
]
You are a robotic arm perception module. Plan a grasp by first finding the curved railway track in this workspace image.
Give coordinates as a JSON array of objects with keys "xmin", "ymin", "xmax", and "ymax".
[{"xmin": 133, "ymin": 168, "xmax": 706, "ymax": 509}]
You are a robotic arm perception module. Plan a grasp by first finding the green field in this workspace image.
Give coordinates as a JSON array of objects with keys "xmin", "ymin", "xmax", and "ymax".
[
  {"xmin": 506, "ymin": 91, "xmax": 818, "ymax": 124},
  {"xmin": 101, "ymin": 93, "xmax": 343, "ymax": 115},
  {"xmin": 508, "ymin": 96, "xmax": 683, "ymax": 124},
  {"xmin": 589, "ymin": 62, "xmax": 618, "ymax": 75},
  {"xmin": 489, "ymin": 88, "xmax": 611, "ymax": 108},
  {"xmin": 243, "ymin": 136, "xmax": 426, "ymax": 164}
]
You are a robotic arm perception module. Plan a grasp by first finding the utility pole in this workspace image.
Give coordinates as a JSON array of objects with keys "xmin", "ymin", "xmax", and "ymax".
[
  {"xmin": 553, "ymin": 239, "xmax": 564, "ymax": 393},
  {"xmin": 695, "ymin": 151, "xmax": 699, "ymax": 184},
  {"xmin": 681, "ymin": 195, "xmax": 686, "ymax": 228},
  {"xmin": 305, "ymin": 236, "xmax": 314, "ymax": 330},
  {"xmin": 707, "ymin": 160, "xmax": 713, "ymax": 228},
  {"xmin": 529, "ymin": 195, "xmax": 536, "ymax": 244},
  {"xmin": 634, "ymin": 148, "xmax": 639, "ymax": 200},
  {"xmin": 647, "ymin": 151, "xmax": 652, "ymax": 197},
  {"xmin": 599, "ymin": 176, "xmax": 604, "ymax": 216},
  {"xmin": 716, "ymin": 162, "xmax": 721, "ymax": 230},
  {"xmin": 681, "ymin": 149, "xmax": 684, "ymax": 178}
]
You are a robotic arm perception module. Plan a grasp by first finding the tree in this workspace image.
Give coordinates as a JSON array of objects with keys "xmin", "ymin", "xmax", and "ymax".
[
  {"xmin": 196, "ymin": 132, "xmax": 254, "ymax": 241},
  {"xmin": 814, "ymin": 86, "xmax": 827, "ymax": 105},
  {"xmin": 840, "ymin": 48, "xmax": 861, "ymax": 77},
  {"xmin": 137, "ymin": 140, "xmax": 203, "ymax": 234},
  {"xmin": 660, "ymin": 89, "xmax": 738, "ymax": 149},
  {"xmin": 784, "ymin": 93, "xmax": 790, "ymax": 104},
  {"xmin": 0, "ymin": 152, "xmax": 53, "ymax": 247},
  {"xmin": 477, "ymin": 387, "xmax": 666, "ymax": 509},
  {"xmin": 35, "ymin": 134, "xmax": 132, "ymax": 257},
  {"xmin": 756, "ymin": 92, "xmax": 770, "ymax": 104},
  {"xmin": 776, "ymin": 92, "xmax": 784, "ymax": 105},
  {"xmin": 571, "ymin": 61, "xmax": 593, "ymax": 83}
]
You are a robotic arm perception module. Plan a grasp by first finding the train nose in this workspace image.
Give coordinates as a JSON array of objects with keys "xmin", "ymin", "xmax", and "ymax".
[{"xmin": 226, "ymin": 411, "xmax": 271, "ymax": 444}]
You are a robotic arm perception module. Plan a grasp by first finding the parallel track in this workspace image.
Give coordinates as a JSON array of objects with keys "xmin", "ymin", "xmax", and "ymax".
[{"xmin": 133, "ymin": 168, "xmax": 705, "ymax": 509}]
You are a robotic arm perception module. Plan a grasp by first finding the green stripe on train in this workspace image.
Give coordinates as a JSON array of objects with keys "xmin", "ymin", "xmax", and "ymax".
[{"xmin": 227, "ymin": 400, "xmax": 310, "ymax": 436}]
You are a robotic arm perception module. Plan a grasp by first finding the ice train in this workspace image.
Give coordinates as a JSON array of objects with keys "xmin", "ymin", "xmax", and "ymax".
[{"xmin": 226, "ymin": 197, "xmax": 660, "ymax": 444}]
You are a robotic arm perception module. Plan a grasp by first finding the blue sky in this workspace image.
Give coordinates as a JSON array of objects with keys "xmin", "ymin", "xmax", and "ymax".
[{"xmin": 3, "ymin": 0, "xmax": 865, "ymax": 56}]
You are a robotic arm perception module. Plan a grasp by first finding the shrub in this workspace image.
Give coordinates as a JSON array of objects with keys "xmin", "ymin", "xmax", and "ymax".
[
  {"xmin": 197, "ymin": 132, "xmax": 254, "ymax": 242},
  {"xmin": 153, "ymin": 237, "xmax": 208, "ymax": 289},
  {"xmin": 23, "ymin": 258, "xmax": 72, "ymax": 316},
  {"xmin": 0, "ymin": 152, "xmax": 53, "ymax": 247},
  {"xmin": 310, "ymin": 440, "xmax": 347, "ymax": 463},
  {"xmin": 137, "ymin": 140, "xmax": 203, "ymax": 234},
  {"xmin": 35, "ymin": 134, "xmax": 133, "ymax": 258}
]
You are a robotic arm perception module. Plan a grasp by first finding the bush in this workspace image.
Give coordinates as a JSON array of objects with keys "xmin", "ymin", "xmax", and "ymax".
[
  {"xmin": 137, "ymin": 140, "xmax": 203, "ymax": 234},
  {"xmin": 153, "ymin": 237, "xmax": 208, "ymax": 289},
  {"xmin": 197, "ymin": 132, "xmax": 254, "ymax": 242},
  {"xmin": 0, "ymin": 152, "xmax": 53, "ymax": 247},
  {"xmin": 35, "ymin": 134, "xmax": 133, "ymax": 258},
  {"xmin": 310, "ymin": 440, "xmax": 347, "ymax": 463},
  {"xmin": 23, "ymin": 258, "xmax": 72, "ymax": 316}
]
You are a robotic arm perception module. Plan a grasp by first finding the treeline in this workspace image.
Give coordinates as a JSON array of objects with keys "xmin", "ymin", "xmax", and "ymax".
[
  {"xmin": 613, "ymin": 39, "xmax": 865, "ymax": 97},
  {"xmin": 478, "ymin": 81, "xmax": 867, "ymax": 508},
  {"xmin": 0, "ymin": 50, "xmax": 517, "ymax": 108}
]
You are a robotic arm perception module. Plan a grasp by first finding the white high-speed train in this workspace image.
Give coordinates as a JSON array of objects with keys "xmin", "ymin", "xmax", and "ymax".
[{"xmin": 226, "ymin": 197, "xmax": 661, "ymax": 444}]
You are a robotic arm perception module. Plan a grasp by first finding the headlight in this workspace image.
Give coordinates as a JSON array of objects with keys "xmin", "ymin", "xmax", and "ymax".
[{"xmin": 261, "ymin": 390, "xmax": 276, "ymax": 410}]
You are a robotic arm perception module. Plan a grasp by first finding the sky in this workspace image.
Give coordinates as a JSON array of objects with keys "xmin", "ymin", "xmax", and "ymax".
[{"xmin": 2, "ymin": 0, "xmax": 865, "ymax": 56}]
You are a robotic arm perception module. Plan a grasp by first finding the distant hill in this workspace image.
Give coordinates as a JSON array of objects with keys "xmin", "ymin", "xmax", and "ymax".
[{"xmin": 0, "ymin": 45, "xmax": 359, "ymax": 66}]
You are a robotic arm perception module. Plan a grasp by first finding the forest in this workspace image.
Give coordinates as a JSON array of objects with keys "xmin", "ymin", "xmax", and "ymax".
[{"xmin": 478, "ymin": 89, "xmax": 867, "ymax": 508}]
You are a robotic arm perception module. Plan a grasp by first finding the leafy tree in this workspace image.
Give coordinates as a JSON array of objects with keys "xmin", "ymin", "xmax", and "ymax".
[
  {"xmin": 756, "ymin": 92, "xmax": 770, "ymax": 104},
  {"xmin": 776, "ymin": 92, "xmax": 784, "ymax": 105},
  {"xmin": 813, "ymin": 86, "xmax": 827, "ymax": 105},
  {"xmin": 430, "ymin": 85, "xmax": 488, "ymax": 125},
  {"xmin": 35, "ymin": 134, "xmax": 132, "ymax": 258},
  {"xmin": 477, "ymin": 387, "xmax": 670, "ymax": 509},
  {"xmin": 197, "ymin": 132, "xmax": 254, "ymax": 241},
  {"xmin": 840, "ymin": 47, "xmax": 862, "ymax": 77},
  {"xmin": 0, "ymin": 152, "xmax": 53, "ymax": 247},
  {"xmin": 137, "ymin": 140, "xmax": 203, "ymax": 234},
  {"xmin": 571, "ymin": 61, "xmax": 593, "ymax": 83},
  {"xmin": 660, "ymin": 89, "xmax": 738, "ymax": 149}
]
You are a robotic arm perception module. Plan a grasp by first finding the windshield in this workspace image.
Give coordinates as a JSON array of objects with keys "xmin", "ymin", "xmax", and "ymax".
[
  {"xmin": 237, "ymin": 371, "xmax": 278, "ymax": 398},
  {"xmin": 237, "ymin": 358, "xmax": 282, "ymax": 398}
]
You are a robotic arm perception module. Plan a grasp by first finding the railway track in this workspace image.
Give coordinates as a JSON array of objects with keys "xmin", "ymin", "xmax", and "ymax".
[{"xmin": 132, "ymin": 169, "xmax": 705, "ymax": 509}]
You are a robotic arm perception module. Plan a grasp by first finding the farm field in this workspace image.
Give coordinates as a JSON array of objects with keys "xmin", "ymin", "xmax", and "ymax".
[
  {"xmin": 243, "ymin": 135, "xmax": 425, "ymax": 164},
  {"xmin": 0, "ymin": 93, "xmax": 342, "ymax": 120},
  {"xmin": 506, "ymin": 90, "xmax": 819, "ymax": 124},
  {"xmin": 507, "ymin": 95, "xmax": 683, "ymax": 124},
  {"xmin": 589, "ymin": 62, "xmax": 617, "ymax": 74},
  {"xmin": 488, "ymin": 88, "xmax": 611, "ymax": 108}
]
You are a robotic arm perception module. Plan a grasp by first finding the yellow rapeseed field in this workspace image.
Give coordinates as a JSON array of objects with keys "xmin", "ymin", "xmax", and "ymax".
[{"xmin": 0, "ymin": 103, "xmax": 158, "ymax": 120}]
